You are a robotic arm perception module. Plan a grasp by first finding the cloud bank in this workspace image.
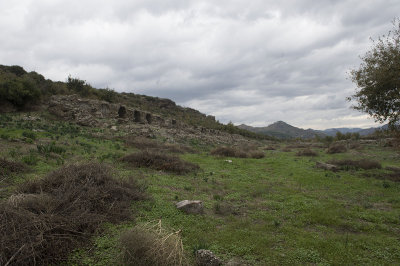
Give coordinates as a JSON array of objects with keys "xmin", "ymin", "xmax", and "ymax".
[{"xmin": 1, "ymin": 0, "xmax": 399, "ymax": 129}]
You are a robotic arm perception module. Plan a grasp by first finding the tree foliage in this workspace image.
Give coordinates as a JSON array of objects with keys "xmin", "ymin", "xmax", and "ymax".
[{"xmin": 348, "ymin": 18, "xmax": 400, "ymax": 128}]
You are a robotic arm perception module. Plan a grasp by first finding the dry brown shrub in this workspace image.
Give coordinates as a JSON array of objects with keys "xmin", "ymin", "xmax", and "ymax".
[
  {"xmin": 249, "ymin": 150, "xmax": 265, "ymax": 159},
  {"xmin": 264, "ymin": 146, "xmax": 276, "ymax": 150},
  {"xmin": 0, "ymin": 158, "xmax": 28, "ymax": 177},
  {"xmin": 281, "ymin": 147, "xmax": 292, "ymax": 152},
  {"xmin": 0, "ymin": 163, "xmax": 146, "ymax": 265},
  {"xmin": 327, "ymin": 143, "xmax": 347, "ymax": 154},
  {"xmin": 348, "ymin": 141, "xmax": 361, "ymax": 150},
  {"xmin": 239, "ymin": 143, "xmax": 259, "ymax": 152},
  {"xmin": 210, "ymin": 147, "xmax": 247, "ymax": 158},
  {"xmin": 120, "ymin": 220, "xmax": 189, "ymax": 266},
  {"xmin": 125, "ymin": 136, "xmax": 162, "ymax": 150},
  {"xmin": 121, "ymin": 150, "xmax": 199, "ymax": 174},
  {"xmin": 296, "ymin": 148, "xmax": 318, "ymax": 157},
  {"xmin": 328, "ymin": 159, "xmax": 382, "ymax": 170},
  {"xmin": 286, "ymin": 143, "xmax": 309, "ymax": 149}
]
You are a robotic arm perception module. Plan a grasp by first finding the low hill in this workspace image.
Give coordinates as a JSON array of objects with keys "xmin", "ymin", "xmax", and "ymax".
[{"xmin": 239, "ymin": 121, "xmax": 324, "ymax": 139}]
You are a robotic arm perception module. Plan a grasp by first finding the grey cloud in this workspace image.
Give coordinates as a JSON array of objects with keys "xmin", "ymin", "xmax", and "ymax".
[{"xmin": 1, "ymin": 0, "xmax": 399, "ymax": 129}]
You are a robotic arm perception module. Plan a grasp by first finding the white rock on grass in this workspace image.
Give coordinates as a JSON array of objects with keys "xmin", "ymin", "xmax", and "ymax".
[{"xmin": 175, "ymin": 200, "xmax": 203, "ymax": 214}]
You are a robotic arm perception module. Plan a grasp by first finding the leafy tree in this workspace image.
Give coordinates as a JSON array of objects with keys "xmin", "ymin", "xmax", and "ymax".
[{"xmin": 348, "ymin": 18, "xmax": 400, "ymax": 128}]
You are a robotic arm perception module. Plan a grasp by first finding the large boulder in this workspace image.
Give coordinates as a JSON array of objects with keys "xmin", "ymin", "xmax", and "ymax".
[
  {"xmin": 175, "ymin": 200, "xmax": 203, "ymax": 214},
  {"xmin": 195, "ymin": 249, "xmax": 222, "ymax": 266}
]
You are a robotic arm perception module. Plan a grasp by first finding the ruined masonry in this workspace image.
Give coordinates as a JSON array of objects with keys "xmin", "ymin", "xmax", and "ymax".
[{"xmin": 47, "ymin": 94, "xmax": 167, "ymax": 127}]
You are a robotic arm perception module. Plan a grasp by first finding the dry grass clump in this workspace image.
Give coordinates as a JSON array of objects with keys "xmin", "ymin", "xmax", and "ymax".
[
  {"xmin": 120, "ymin": 220, "xmax": 189, "ymax": 266},
  {"xmin": 0, "ymin": 158, "xmax": 28, "ymax": 177},
  {"xmin": 296, "ymin": 148, "xmax": 318, "ymax": 157},
  {"xmin": 327, "ymin": 143, "xmax": 347, "ymax": 154},
  {"xmin": 0, "ymin": 163, "xmax": 146, "ymax": 265},
  {"xmin": 121, "ymin": 150, "xmax": 199, "ymax": 174},
  {"xmin": 327, "ymin": 159, "xmax": 382, "ymax": 170}
]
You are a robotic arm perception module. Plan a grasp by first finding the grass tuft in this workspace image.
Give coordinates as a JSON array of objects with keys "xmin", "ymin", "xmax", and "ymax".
[{"xmin": 120, "ymin": 220, "xmax": 189, "ymax": 266}]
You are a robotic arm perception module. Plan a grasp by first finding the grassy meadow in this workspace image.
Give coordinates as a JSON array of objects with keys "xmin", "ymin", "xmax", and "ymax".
[{"xmin": 1, "ymin": 112, "xmax": 400, "ymax": 265}]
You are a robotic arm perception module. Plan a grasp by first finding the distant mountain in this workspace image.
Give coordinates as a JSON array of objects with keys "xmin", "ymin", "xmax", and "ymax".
[
  {"xmin": 322, "ymin": 125, "xmax": 387, "ymax": 136},
  {"xmin": 239, "ymin": 121, "xmax": 386, "ymax": 139},
  {"xmin": 238, "ymin": 121, "xmax": 324, "ymax": 139}
]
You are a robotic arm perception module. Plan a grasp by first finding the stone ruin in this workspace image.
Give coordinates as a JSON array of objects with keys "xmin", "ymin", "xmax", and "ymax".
[{"xmin": 47, "ymin": 94, "xmax": 167, "ymax": 127}]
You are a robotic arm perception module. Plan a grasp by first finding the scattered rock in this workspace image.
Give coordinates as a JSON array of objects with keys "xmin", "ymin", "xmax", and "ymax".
[
  {"xmin": 195, "ymin": 249, "xmax": 222, "ymax": 266},
  {"xmin": 111, "ymin": 126, "xmax": 117, "ymax": 131},
  {"xmin": 224, "ymin": 160, "xmax": 232, "ymax": 163},
  {"xmin": 316, "ymin": 161, "xmax": 339, "ymax": 172},
  {"xmin": 176, "ymin": 200, "xmax": 203, "ymax": 214}
]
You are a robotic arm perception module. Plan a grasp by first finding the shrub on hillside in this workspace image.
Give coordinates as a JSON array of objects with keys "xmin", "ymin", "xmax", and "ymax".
[
  {"xmin": 124, "ymin": 137, "xmax": 194, "ymax": 154},
  {"xmin": 0, "ymin": 163, "xmax": 146, "ymax": 265},
  {"xmin": 0, "ymin": 158, "xmax": 28, "ymax": 177},
  {"xmin": 121, "ymin": 150, "xmax": 199, "ymax": 174},
  {"xmin": 327, "ymin": 143, "xmax": 347, "ymax": 154},
  {"xmin": 249, "ymin": 150, "xmax": 265, "ymax": 159},
  {"xmin": 0, "ymin": 77, "xmax": 41, "ymax": 107},
  {"xmin": 327, "ymin": 159, "xmax": 382, "ymax": 170},
  {"xmin": 210, "ymin": 146, "xmax": 248, "ymax": 158},
  {"xmin": 120, "ymin": 220, "xmax": 188, "ymax": 266},
  {"xmin": 296, "ymin": 148, "xmax": 318, "ymax": 157}
]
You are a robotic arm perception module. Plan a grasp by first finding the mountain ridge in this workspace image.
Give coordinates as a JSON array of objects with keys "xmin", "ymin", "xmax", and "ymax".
[{"xmin": 239, "ymin": 121, "xmax": 385, "ymax": 139}]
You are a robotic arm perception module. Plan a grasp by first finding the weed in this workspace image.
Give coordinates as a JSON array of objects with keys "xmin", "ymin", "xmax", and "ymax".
[
  {"xmin": 37, "ymin": 142, "xmax": 66, "ymax": 155},
  {"xmin": 22, "ymin": 153, "xmax": 39, "ymax": 166}
]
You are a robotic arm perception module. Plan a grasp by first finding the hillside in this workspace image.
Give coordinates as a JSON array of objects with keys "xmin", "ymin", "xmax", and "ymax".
[{"xmin": 0, "ymin": 64, "xmax": 271, "ymax": 141}]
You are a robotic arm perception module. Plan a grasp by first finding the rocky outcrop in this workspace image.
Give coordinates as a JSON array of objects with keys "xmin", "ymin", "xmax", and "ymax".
[
  {"xmin": 176, "ymin": 200, "xmax": 204, "ymax": 214},
  {"xmin": 48, "ymin": 95, "xmax": 166, "ymax": 127},
  {"xmin": 195, "ymin": 249, "xmax": 222, "ymax": 266}
]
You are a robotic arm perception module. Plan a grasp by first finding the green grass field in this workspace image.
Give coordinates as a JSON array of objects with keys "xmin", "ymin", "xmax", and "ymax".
[{"xmin": 1, "ymin": 112, "xmax": 400, "ymax": 265}]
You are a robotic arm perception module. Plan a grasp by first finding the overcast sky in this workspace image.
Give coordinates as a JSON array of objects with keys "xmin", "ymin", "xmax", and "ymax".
[{"xmin": 1, "ymin": 0, "xmax": 398, "ymax": 129}]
